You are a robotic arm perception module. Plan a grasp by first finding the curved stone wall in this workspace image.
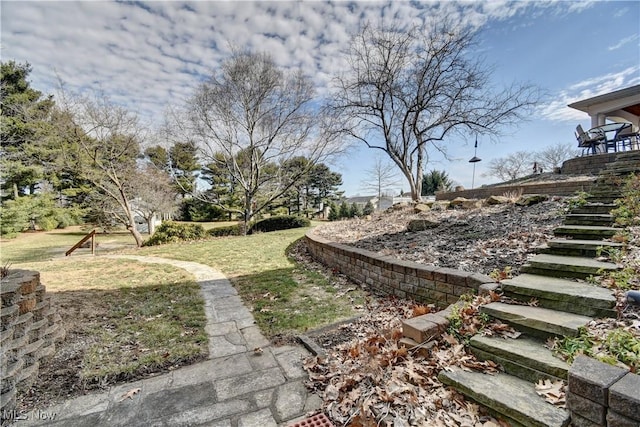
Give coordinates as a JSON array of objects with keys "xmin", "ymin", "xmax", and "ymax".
[
  {"xmin": 1, "ymin": 270, "xmax": 65, "ymax": 420},
  {"xmin": 305, "ymin": 230, "xmax": 494, "ymax": 306}
]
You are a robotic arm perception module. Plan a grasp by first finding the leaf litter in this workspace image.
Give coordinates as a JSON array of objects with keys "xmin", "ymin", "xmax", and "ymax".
[{"xmin": 303, "ymin": 294, "xmax": 519, "ymax": 426}]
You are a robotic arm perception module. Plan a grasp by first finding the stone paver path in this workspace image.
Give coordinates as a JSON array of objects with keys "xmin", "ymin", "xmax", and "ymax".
[{"xmin": 20, "ymin": 255, "xmax": 319, "ymax": 427}]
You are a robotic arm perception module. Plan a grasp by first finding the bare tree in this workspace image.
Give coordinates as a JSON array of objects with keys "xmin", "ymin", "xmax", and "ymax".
[
  {"xmin": 484, "ymin": 151, "xmax": 535, "ymax": 182},
  {"xmin": 330, "ymin": 22, "xmax": 540, "ymax": 201},
  {"xmin": 534, "ymin": 143, "xmax": 580, "ymax": 172},
  {"xmin": 55, "ymin": 92, "xmax": 147, "ymax": 246},
  {"xmin": 179, "ymin": 51, "xmax": 342, "ymax": 229},
  {"xmin": 132, "ymin": 165, "xmax": 178, "ymax": 235},
  {"xmin": 359, "ymin": 155, "xmax": 401, "ymax": 198}
]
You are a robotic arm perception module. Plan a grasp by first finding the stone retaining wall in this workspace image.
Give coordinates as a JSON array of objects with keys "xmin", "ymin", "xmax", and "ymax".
[
  {"xmin": 305, "ymin": 230, "xmax": 494, "ymax": 306},
  {"xmin": 1, "ymin": 270, "xmax": 64, "ymax": 422},
  {"xmin": 435, "ymin": 179, "xmax": 596, "ymax": 201},
  {"xmin": 561, "ymin": 153, "xmax": 618, "ymax": 175},
  {"xmin": 568, "ymin": 355, "xmax": 640, "ymax": 427}
]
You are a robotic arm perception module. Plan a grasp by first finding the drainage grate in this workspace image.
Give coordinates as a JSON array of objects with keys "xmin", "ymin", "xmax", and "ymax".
[{"xmin": 287, "ymin": 413, "xmax": 335, "ymax": 427}]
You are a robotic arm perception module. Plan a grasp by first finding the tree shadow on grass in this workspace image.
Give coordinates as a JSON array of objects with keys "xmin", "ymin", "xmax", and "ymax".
[{"xmin": 17, "ymin": 280, "xmax": 208, "ymax": 412}]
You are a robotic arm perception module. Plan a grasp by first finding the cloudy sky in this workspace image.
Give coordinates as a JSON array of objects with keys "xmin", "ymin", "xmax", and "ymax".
[{"xmin": 2, "ymin": 1, "xmax": 639, "ymax": 195}]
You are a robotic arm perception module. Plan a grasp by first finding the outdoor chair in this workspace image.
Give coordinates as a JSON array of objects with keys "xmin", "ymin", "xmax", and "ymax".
[
  {"xmin": 613, "ymin": 125, "xmax": 639, "ymax": 151},
  {"xmin": 576, "ymin": 124, "xmax": 605, "ymax": 155}
]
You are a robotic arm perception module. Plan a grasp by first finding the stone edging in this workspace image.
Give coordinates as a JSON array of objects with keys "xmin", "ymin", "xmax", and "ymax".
[
  {"xmin": 305, "ymin": 229, "xmax": 495, "ymax": 307},
  {"xmin": 0, "ymin": 270, "xmax": 65, "ymax": 421},
  {"xmin": 568, "ymin": 355, "xmax": 640, "ymax": 426}
]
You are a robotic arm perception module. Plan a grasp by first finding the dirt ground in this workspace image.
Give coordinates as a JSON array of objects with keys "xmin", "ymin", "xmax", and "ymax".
[{"xmin": 313, "ymin": 198, "xmax": 567, "ymax": 276}]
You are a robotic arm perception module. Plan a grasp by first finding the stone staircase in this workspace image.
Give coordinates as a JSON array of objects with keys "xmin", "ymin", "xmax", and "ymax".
[{"xmin": 437, "ymin": 151, "xmax": 640, "ymax": 427}]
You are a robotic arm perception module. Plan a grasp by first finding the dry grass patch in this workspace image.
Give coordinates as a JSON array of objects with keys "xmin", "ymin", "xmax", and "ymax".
[{"xmin": 16, "ymin": 257, "xmax": 207, "ymax": 411}]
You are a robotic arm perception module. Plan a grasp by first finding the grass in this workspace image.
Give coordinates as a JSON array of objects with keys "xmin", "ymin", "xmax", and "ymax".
[
  {"xmin": 6, "ymin": 221, "xmax": 364, "ymax": 387},
  {"xmin": 0, "ymin": 226, "xmax": 136, "ymax": 264},
  {"xmin": 137, "ymin": 226, "xmax": 366, "ymax": 337},
  {"xmin": 13, "ymin": 257, "xmax": 207, "ymax": 389}
]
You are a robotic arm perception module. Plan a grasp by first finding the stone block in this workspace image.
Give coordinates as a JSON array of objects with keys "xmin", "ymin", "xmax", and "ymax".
[
  {"xmin": 430, "ymin": 290, "xmax": 447, "ymax": 303},
  {"xmin": 416, "ymin": 268, "xmax": 434, "ymax": 280},
  {"xmin": 402, "ymin": 317, "xmax": 439, "ymax": 343},
  {"xmin": 570, "ymin": 412, "xmax": 603, "ymax": 427},
  {"xmin": 435, "ymin": 282, "xmax": 454, "ymax": 294},
  {"xmin": 609, "ymin": 372, "xmax": 640, "ymax": 421},
  {"xmin": 479, "ymin": 282, "xmax": 500, "ymax": 295},
  {"xmin": 568, "ymin": 355, "xmax": 629, "ymax": 405},
  {"xmin": 566, "ymin": 392, "xmax": 606, "ymax": 424},
  {"xmin": 606, "ymin": 410, "xmax": 640, "ymax": 427},
  {"xmin": 446, "ymin": 271, "xmax": 470, "ymax": 287},
  {"xmin": 468, "ymin": 273, "xmax": 495, "ymax": 288},
  {"xmin": 398, "ymin": 337, "xmax": 436, "ymax": 357},
  {"xmin": 446, "ymin": 294, "xmax": 460, "ymax": 304},
  {"xmin": 402, "ymin": 313, "xmax": 449, "ymax": 343}
]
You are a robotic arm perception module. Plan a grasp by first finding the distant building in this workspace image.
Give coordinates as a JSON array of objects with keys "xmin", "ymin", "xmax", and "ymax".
[{"xmin": 345, "ymin": 195, "xmax": 413, "ymax": 211}]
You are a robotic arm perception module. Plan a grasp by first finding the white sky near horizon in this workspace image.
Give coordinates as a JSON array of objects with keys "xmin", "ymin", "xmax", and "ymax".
[{"xmin": 1, "ymin": 0, "xmax": 639, "ymax": 196}]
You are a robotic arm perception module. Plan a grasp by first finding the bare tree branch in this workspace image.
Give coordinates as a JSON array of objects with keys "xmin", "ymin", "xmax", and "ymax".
[{"xmin": 329, "ymin": 21, "xmax": 541, "ymax": 201}]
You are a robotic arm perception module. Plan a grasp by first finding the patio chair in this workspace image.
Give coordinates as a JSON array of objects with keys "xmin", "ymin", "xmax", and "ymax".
[
  {"xmin": 575, "ymin": 124, "xmax": 605, "ymax": 155},
  {"xmin": 613, "ymin": 125, "xmax": 639, "ymax": 151}
]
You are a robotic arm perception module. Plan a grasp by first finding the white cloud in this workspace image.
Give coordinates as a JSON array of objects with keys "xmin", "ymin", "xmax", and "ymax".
[
  {"xmin": 0, "ymin": 0, "xmax": 635, "ymax": 136},
  {"xmin": 608, "ymin": 34, "xmax": 639, "ymax": 51},
  {"xmin": 537, "ymin": 66, "xmax": 640, "ymax": 122}
]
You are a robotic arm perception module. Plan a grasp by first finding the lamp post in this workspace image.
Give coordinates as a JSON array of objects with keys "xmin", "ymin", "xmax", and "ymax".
[{"xmin": 468, "ymin": 137, "xmax": 481, "ymax": 189}]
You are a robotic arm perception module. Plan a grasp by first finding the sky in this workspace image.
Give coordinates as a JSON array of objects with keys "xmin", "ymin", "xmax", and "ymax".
[{"xmin": 2, "ymin": 0, "xmax": 639, "ymax": 197}]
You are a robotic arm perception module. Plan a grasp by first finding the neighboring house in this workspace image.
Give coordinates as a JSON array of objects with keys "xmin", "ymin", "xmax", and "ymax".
[
  {"xmin": 344, "ymin": 195, "xmax": 414, "ymax": 212},
  {"xmin": 345, "ymin": 196, "xmax": 379, "ymax": 211}
]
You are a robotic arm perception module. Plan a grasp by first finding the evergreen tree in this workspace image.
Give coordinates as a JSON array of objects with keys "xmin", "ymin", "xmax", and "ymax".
[
  {"xmin": 1, "ymin": 61, "xmax": 54, "ymax": 198},
  {"xmin": 363, "ymin": 200, "xmax": 375, "ymax": 215},
  {"xmin": 350, "ymin": 203, "xmax": 362, "ymax": 218},
  {"xmin": 338, "ymin": 201, "xmax": 350, "ymax": 219},
  {"xmin": 421, "ymin": 170, "xmax": 453, "ymax": 196},
  {"xmin": 328, "ymin": 201, "xmax": 339, "ymax": 221}
]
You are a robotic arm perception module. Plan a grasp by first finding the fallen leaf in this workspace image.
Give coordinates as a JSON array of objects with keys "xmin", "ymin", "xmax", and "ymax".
[
  {"xmin": 119, "ymin": 387, "xmax": 141, "ymax": 402},
  {"xmin": 535, "ymin": 379, "xmax": 566, "ymax": 407}
]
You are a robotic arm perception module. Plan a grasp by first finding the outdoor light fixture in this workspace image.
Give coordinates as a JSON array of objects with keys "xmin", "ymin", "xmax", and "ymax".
[{"xmin": 468, "ymin": 137, "xmax": 481, "ymax": 189}]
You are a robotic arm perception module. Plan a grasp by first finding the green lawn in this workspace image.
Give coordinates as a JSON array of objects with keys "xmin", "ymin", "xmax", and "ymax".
[{"xmin": 137, "ymin": 226, "xmax": 366, "ymax": 337}]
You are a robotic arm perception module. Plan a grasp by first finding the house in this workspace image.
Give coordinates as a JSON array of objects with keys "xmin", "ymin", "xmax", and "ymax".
[
  {"xmin": 344, "ymin": 195, "xmax": 414, "ymax": 212},
  {"xmin": 568, "ymin": 84, "xmax": 640, "ymax": 129}
]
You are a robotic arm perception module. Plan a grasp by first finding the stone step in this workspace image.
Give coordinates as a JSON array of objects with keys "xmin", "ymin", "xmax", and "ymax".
[
  {"xmin": 600, "ymin": 165, "xmax": 640, "ymax": 175},
  {"xmin": 570, "ymin": 203, "xmax": 616, "ymax": 215},
  {"xmin": 564, "ymin": 214, "xmax": 613, "ymax": 226},
  {"xmin": 438, "ymin": 368, "xmax": 570, "ymax": 427},
  {"xmin": 553, "ymin": 225, "xmax": 619, "ymax": 241},
  {"xmin": 585, "ymin": 196, "xmax": 620, "ymax": 204},
  {"xmin": 586, "ymin": 187, "xmax": 622, "ymax": 196},
  {"xmin": 480, "ymin": 302, "xmax": 592, "ymax": 339},
  {"xmin": 613, "ymin": 151, "xmax": 640, "ymax": 160},
  {"xmin": 470, "ymin": 335, "xmax": 570, "ymax": 382},
  {"xmin": 500, "ymin": 274, "xmax": 616, "ymax": 318},
  {"xmin": 540, "ymin": 238, "xmax": 624, "ymax": 258},
  {"xmin": 521, "ymin": 254, "xmax": 619, "ymax": 280}
]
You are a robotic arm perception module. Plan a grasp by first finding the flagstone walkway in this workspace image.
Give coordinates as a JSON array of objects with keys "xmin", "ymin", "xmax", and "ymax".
[{"xmin": 18, "ymin": 255, "xmax": 319, "ymax": 427}]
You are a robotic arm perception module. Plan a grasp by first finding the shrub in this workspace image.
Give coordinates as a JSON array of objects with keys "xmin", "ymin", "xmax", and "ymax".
[
  {"xmin": 208, "ymin": 224, "xmax": 243, "ymax": 237},
  {"xmin": 0, "ymin": 194, "xmax": 83, "ymax": 237},
  {"xmin": 363, "ymin": 201, "xmax": 375, "ymax": 216},
  {"xmin": 249, "ymin": 215, "xmax": 310, "ymax": 234},
  {"xmin": 611, "ymin": 173, "xmax": 640, "ymax": 226},
  {"xmin": 143, "ymin": 221, "xmax": 206, "ymax": 246}
]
